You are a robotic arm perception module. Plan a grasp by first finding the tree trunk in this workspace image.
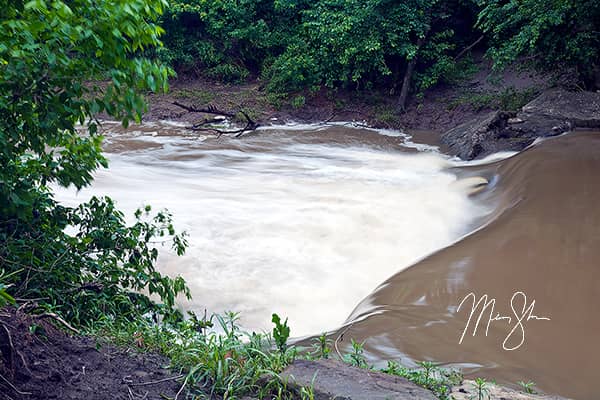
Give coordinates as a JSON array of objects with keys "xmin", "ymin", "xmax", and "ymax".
[
  {"xmin": 398, "ymin": 57, "xmax": 417, "ymax": 112},
  {"xmin": 398, "ymin": 37, "xmax": 425, "ymax": 112}
]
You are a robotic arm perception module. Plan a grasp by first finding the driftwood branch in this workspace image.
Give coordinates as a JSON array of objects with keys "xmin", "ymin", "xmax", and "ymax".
[
  {"xmin": 0, "ymin": 373, "xmax": 32, "ymax": 396},
  {"xmin": 129, "ymin": 374, "xmax": 184, "ymax": 387},
  {"xmin": 172, "ymin": 102, "xmax": 236, "ymax": 118},
  {"xmin": 172, "ymin": 101, "xmax": 259, "ymax": 138},
  {"xmin": 33, "ymin": 312, "xmax": 80, "ymax": 334},
  {"xmin": 454, "ymin": 35, "xmax": 484, "ymax": 61}
]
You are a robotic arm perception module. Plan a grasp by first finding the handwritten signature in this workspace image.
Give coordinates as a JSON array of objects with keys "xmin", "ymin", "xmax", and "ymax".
[{"xmin": 456, "ymin": 291, "xmax": 550, "ymax": 351}]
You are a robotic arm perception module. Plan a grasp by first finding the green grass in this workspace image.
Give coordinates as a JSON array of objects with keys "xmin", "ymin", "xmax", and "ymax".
[
  {"xmin": 174, "ymin": 88, "xmax": 216, "ymax": 105},
  {"xmin": 290, "ymin": 95, "xmax": 306, "ymax": 109},
  {"xmin": 88, "ymin": 311, "xmax": 299, "ymax": 399},
  {"xmin": 373, "ymin": 104, "xmax": 401, "ymax": 126},
  {"xmin": 448, "ymin": 87, "xmax": 540, "ymax": 112},
  {"xmin": 518, "ymin": 380, "xmax": 537, "ymax": 394},
  {"xmin": 0, "ymin": 270, "xmax": 17, "ymax": 307},
  {"xmin": 87, "ymin": 311, "xmax": 470, "ymax": 400}
]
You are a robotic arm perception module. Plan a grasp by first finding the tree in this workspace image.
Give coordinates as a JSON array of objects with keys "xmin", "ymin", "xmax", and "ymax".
[
  {"xmin": 0, "ymin": 0, "xmax": 189, "ymax": 323},
  {"xmin": 477, "ymin": 0, "xmax": 600, "ymax": 89},
  {"xmin": 160, "ymin": 0, "xmax": 482, "ymax": 103},
  {"xmin": 158, "ymin": 0, "xmax": 286, "ymax": 81},
  {"xmin": 266, "ymin": 0, "xmax": 480, "ymax": 99}
]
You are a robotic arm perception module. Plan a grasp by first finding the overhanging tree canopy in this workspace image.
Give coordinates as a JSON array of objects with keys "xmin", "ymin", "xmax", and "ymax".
[{"xmin": 0, "ymin": 0, "xmax": 189, "ymax": 323}]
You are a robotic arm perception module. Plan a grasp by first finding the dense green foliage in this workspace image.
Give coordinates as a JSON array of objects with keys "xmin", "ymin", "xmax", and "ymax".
[
  {"xmin": 159, "ymin": 0, "xmax": 481, "ymax": 95},
  {"xmin": 0, "ymin": 0, "xmax": 189, "ymax": 324},
  {"xmin": 160, "ymin": 0, "xmax": 600, "ymax": 96},
  {"xmin": 478, "ymin": 0, "xmax": 600, "ymax": 88}
]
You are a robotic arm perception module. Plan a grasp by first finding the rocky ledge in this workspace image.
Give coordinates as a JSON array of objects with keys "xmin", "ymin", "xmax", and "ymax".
[
  {"xmin": 275, "ymin": 359, "xmax": 571, "ymax": 400},
  {"xmin": 441, "ymin": 89, "xmax": 600, "ymax": 159}
]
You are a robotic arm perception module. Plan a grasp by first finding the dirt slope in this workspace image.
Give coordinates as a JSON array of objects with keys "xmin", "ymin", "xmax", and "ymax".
[{"xmin": 0, "ymin": 308, "xmax": 181, "ymax": 400}]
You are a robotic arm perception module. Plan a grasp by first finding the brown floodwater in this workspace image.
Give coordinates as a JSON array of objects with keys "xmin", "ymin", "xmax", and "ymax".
[
  {"xmin": 61, "ymin": 122, "xmax": 486, "ymax": 337},
  {"xmin": 333, "ymin": 131, "xmax": 600, "ymax": 399},
  {"xmin": 61, "ymin": 122, "xmax": 600, "ymax": 399}
]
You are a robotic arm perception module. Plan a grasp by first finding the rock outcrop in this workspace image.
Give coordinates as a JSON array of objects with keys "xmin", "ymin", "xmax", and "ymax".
[
  {"xmin": 280, "ymin": 359, "xmax": 437, "ymax": 400},
  {"xmin": 441, "ymin": 89, "xmax": 600, "ymax": 159}
]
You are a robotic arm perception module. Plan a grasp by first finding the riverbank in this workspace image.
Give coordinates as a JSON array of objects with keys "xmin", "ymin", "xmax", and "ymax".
[
  {"xmin": 142, "ymin": 58, "xmax": 550, "ymax": 135},
  {"xmin": 0, "ymin": 307, "xmax": 181, "ymax": 400},
  {"xmin": 143, "ymin": 71, "xmax": 600, "ymax": 162},
  {"xmin": 0, "ymin": 307, "xmax": 571, "ymax": 400},
  {"xmin": 143, "ymin": 77, "xmax": 480, "ymax": 132}
]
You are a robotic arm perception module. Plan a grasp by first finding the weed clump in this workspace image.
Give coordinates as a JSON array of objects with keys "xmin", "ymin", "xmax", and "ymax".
[{"xmin": 90, "ymin": 311, "xmax": 465, "ymax": 399}]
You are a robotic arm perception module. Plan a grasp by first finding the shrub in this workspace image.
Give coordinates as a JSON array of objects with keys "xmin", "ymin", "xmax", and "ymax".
[
  {"xmin": 160, "ymin": 0, "xmax": 483, "ymax": 98},
  {"xmin": 205, "ymin": 63, "xmax": 250, "ymax": 83},
  {"xmin": 478, "ymin": 0, "xmax": 600, "ymax": 88},
  {"xmin": 0, "ymin": 0, "xmax": 189, "ymax": 323}
]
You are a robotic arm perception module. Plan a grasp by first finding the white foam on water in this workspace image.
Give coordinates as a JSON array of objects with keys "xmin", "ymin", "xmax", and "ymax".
[{"xmin": 55, "ymin": 125, "xmax": 489, "ymax": 336}]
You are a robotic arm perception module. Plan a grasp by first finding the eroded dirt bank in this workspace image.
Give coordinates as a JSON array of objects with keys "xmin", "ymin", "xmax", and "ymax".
[
  {"xmin": 141, "ymin": 72, "xmax": 599, "ymax": 161},
  {"xmin": 0, "ymin": 308, "xmax": 181, "ymax": 400},
  {"xmin": 141, "ymin": 59, "xmax": 551, "ymax": 135}
]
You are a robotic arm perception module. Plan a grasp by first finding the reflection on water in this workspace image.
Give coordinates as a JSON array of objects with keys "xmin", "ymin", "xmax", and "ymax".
[{"xmin": 58, "ymin": 122, "xmax": 599, "ymax": 399}]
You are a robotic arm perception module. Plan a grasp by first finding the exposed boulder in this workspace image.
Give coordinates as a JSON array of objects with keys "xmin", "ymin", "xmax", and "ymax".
[
  {"xmin": 440, "ymin": 110, "xmax": 518, "ymax": 160},
  {"xmin": 280, "ymin": 359, "xmax": 438, "ymax": 400},
  {"xmin": 442, "ymin": 89, "xmax": 600, "ymax": 159}
]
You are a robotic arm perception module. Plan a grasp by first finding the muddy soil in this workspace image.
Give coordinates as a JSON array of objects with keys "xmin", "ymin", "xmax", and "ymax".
[
  {"xmin": 141, "ymin": 56, "xmax": 549, "ymax": 134},
  {"xmin": 142, "ymin": 77, "xmax": 485, "ymax": 133},
  {"xmin": 0, "ymin": 308, "xmax": 181, "ymax": 400}
]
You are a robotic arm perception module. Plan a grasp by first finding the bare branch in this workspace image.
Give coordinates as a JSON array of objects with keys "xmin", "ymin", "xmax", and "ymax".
[
  {"xmin": 172, "ymin": 102, "xmax": 236, "ymax": 118},
  {"xmin": 0, "ymin": 373, "xmax": 32, "ymax": 396},
  {"xmin": 454, "ymin": 35, "xmax": 485, "ymax": 61},
  {"xmin": 129, "ymin": 374, "xmax": 184, "ymax": 387},
  {"xmin": 172, "ymin": 101, "xmax": 259, "ymax": 137},
  {"xmin": 33, "ymin": 312, "xmax": 80, "ymax": 334}
]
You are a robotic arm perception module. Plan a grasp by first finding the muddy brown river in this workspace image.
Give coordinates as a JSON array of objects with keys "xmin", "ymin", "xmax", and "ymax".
[{"xmin": 58, "ymin": 123, "xmax": 600, "ymax": 399}]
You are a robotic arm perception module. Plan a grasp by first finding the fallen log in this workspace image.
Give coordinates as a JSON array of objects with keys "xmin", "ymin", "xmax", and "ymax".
[{"xmin": 172, "ymin": 101, "xmax": 259, "ymax": 138}]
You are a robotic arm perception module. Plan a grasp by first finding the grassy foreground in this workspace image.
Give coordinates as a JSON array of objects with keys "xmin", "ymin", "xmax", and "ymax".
[{"xmin": 85, "ymin": 311, "xmax": 466, "ymax": 400}]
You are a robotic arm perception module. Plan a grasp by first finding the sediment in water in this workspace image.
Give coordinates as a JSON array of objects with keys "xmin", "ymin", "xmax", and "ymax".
[{"xmin": 333, "ymin": 131, "xmax": 600, "ymax": 399}]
